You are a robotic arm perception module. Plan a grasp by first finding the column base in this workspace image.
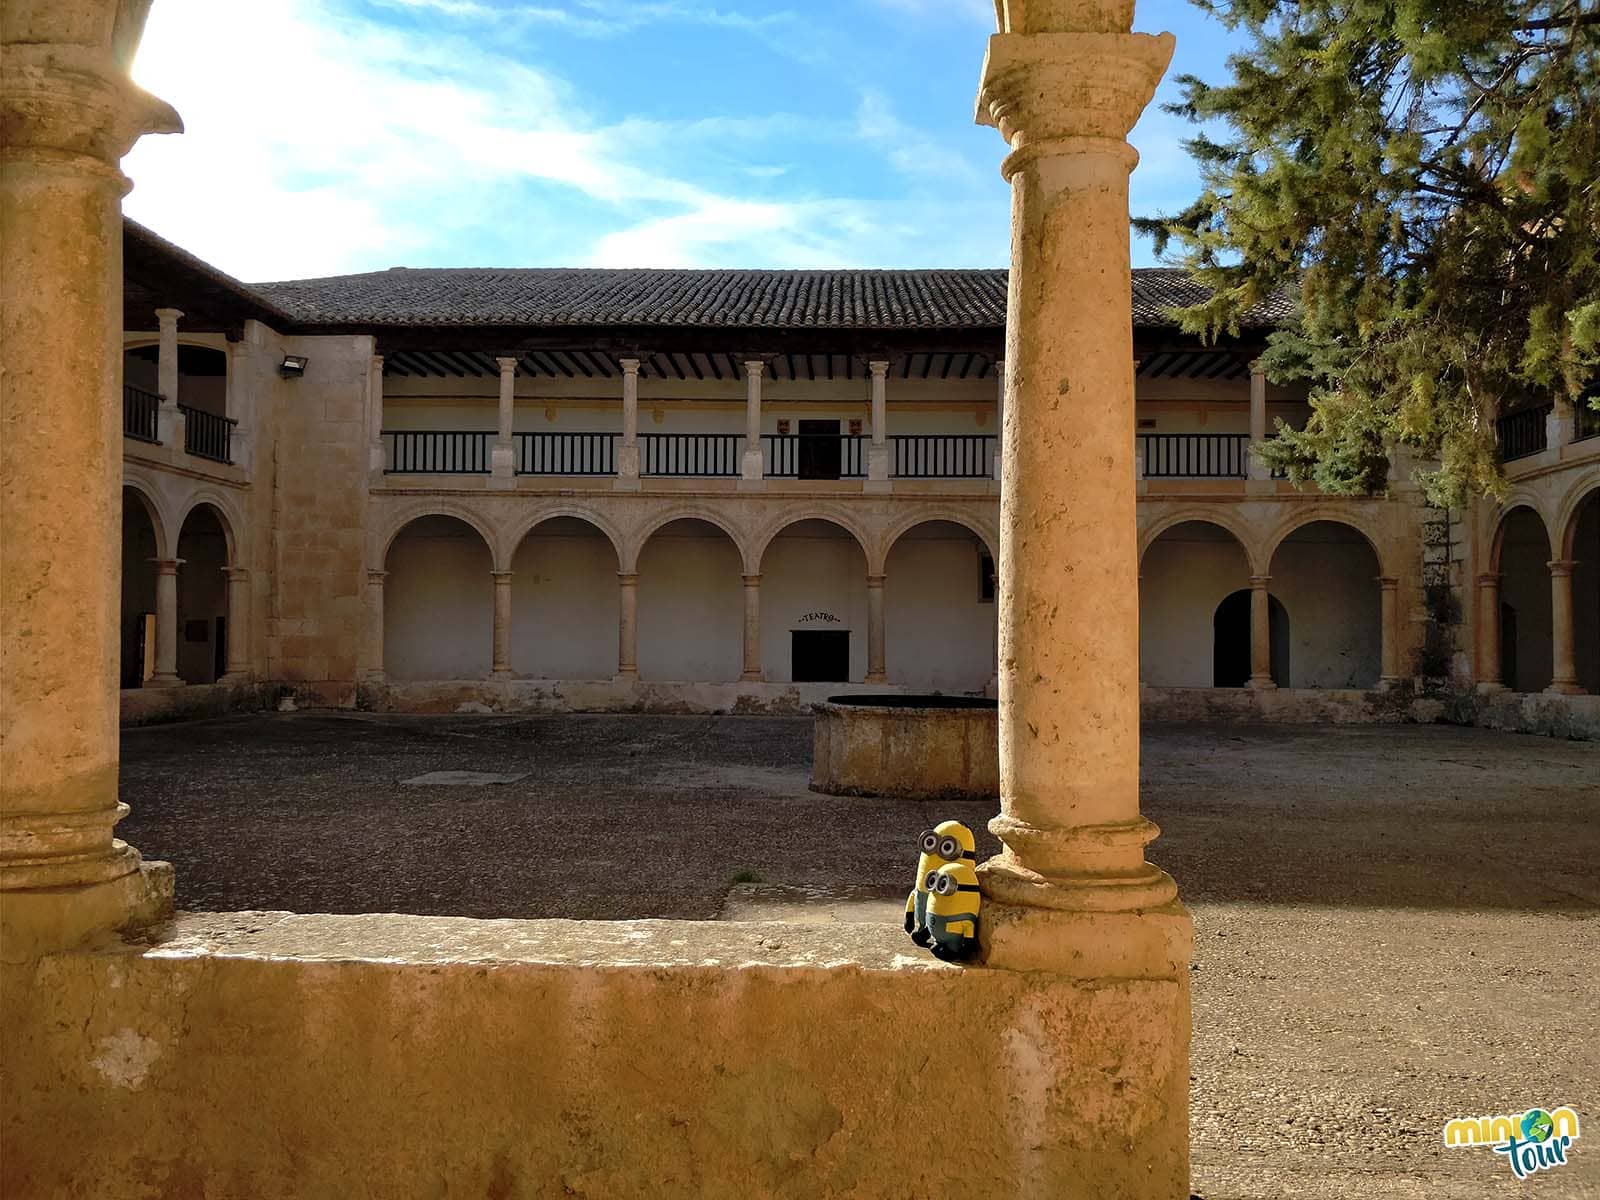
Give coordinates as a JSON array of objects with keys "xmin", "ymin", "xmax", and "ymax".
[
  {"xmin": 1376, "ymin": 675, "xmax": 1404, "ymax": 691},
  {"xmin": 977, "ymin": 892, "xmax": 1192, "ymax": 979},
  {"xmin": 1545, "ymin": 682, "xmax": 1587, "ymax": 696},
  {"xmin": 490, "ymin": 668, "xmax": 515, "ymax": 680},
  {"xmin": 0, "ymin": 858, "xmax": 174, "ymax": 963},
  {"xmin": 1475, "ymin": 681, "xmax": 1508, "ymax": 695},
  {"xmin": 739, "ymin": 671, "xmax": 763, "ymax": 682},
  {"xmin": 864, "ymin": 671, "xmax": 887, "ymax": 685},
  {"xmin": 1246, "ymin": 676, "xmax": 1277, "ymax": 690},
  {"xmin": 144, "ymin": 674, "xmax": 184, "ymax": 689},
  {"xmin": 612, "ymin": 474, "xmax": 641, "ymax": 493},
  {"xmin": 612, "ymin": 670, "xmax": 638, "ymax": 683}
]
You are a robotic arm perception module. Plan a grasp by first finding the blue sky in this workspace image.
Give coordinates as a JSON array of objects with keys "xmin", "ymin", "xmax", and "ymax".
[{"xmin": 124, "ymin": 1, "xmax": 1243, "ymax": 281}]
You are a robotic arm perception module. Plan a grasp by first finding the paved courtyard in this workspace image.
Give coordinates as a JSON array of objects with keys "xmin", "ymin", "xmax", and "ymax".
[{"xmin": 120, "ymin": 714, "xmax": 1599, "ymax": 1199}]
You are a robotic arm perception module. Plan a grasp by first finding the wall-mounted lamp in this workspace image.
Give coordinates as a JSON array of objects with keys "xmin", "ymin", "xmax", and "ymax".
[{"xmin": 279, "ymin": 354, "xmax": 309, "ymax": 379}]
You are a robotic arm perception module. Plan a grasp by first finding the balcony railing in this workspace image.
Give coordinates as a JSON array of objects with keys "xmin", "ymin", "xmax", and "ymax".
[
  {"xmin": 1496, "ymin": 405, "xmax": 1551, "ymax": 462},
  {"xmin": 640, "ymin": 432, "xmax": 742, "ymax": 477},
  {"xmin": 1577, "ymin": 397, "xmax": 1599, "ymax": 444},
  {"xmin": 123, "ymin": 385, "xmax": 160, "ymax": 444},
  {"xmin": 763, "ymin": 433, "xmax": 868, "ymax": 479},
  {"xmin": 385, "ymin": 430, "xmax": 493, "ymax": 474},
  {"xmin": 516, "ymin": 431, "xmax": 618, "ymax": 475},
  {"xmin": 891, "ymin": 434, "xmax": 994, "ymax": 478},
  {"xmin": 180, "ymin": 404, "xmax": 235, "ymax": 464},
  {"xmin": 1139, "ymin": 433, "xmax": 1249, "ymax": 478}
]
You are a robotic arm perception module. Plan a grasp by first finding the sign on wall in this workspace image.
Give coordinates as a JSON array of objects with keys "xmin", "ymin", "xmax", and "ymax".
[{"xmin": 796, "ymin": 610, "xmax": 843, "ymax": 626}]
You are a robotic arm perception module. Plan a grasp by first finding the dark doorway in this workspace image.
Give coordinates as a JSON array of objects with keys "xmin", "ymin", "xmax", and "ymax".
[
  {"xmin": 793, "ymin": 629, "xmax": 849, "ymax": 682},
  {"xmin": 1213, "ymin": 589, "xmax": 1290, "ymax": 687},
  {"xmin": 797, "ymin": 419, "xmax": 841, "ymax": 480}
]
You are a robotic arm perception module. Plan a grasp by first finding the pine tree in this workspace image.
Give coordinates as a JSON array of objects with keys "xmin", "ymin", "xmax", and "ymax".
[{"xmin": 1140, "ymin": 0, "xmax": 1600, "ymax": 505}]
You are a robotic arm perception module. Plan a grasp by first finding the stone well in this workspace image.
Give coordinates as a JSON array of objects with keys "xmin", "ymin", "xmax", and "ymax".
[{"xmin": 810, "ymin": 694, "xmax": 999, "ymax": 800}]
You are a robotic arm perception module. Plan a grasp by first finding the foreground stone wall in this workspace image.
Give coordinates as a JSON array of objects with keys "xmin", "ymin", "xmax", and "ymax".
[{"xmin": 1, "ymin": 913, "xmax": 1189, "ymax": 1200}]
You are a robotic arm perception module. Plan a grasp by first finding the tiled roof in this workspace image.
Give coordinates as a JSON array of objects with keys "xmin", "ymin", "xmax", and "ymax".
[{"xmin": 250, "ymin": 264, "xmax": 1292, "ymax": 331}]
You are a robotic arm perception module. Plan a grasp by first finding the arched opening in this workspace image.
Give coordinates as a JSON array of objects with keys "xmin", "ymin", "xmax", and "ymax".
[
  {"xmin": 637, "ymin": 518, "xmax": 742, "ymax": 681},
  {"xmin": 510, "ymin": 517, "xmax": 620, "ymax": 679},
  {"xmin": 1138, "ymin": 520, "xmax": 1251, "ymax": 687},
  {"xmin": 1496, "ymin": 506, "xmax": 1552, "ymax": 692},
  {"xmin": 384, "ymin": 515, "xmax": 493, "ymax": 680},
  {"xmin": 120, "ymin": 488, "xmax": 161, "ymax": 689},
  {"xmin": 1566, "ymin": 489, "xmax": 1598, "ymax": 693},
  {"xmin": 123, "ymin": 343, "xmax": 228, "ymax": 417},
  {"xmin": 883, "ymin": 520, "xmax": 995, "ymax": 692},
  {"xmin": 1269, "ymin": 521, "xmax": 1381, "ymax": 688},
  {"xmin": 175, "ymin": 504, "xmax": 232, "ymax": 684},
  {"xmin": 1213, "ymin": 590, "xmax": 1290, "ymax": 688},
  {"xmin": 760, "ymin": 519, "xmax": 869, "ymax": 684}
]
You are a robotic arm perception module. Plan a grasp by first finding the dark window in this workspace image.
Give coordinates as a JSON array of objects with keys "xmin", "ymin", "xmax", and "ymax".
[
  {"xmin": 797, "ymin": 419, "xmax": 841, "ymax": 480},
  {"xmin": 792, "ymin": 630, "xmax": 849, "ymax": 682},
  {"xmin": 980, "ymin": 553, "xmax": 995, "ymax": 602}
]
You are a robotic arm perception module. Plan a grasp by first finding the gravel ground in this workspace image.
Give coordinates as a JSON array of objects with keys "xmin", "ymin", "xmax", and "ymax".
[{"xmin": 120, "ymin": 715, "xmax": 1600, "ymax": 1199}]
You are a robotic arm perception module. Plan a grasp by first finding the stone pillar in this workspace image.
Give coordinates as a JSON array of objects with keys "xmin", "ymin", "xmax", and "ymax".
[
  {"xmin": 490, "ymin": 355, "xmax": 517, "ymax": 489},
  {"xmin": 865, "ymin": 574, "xmax": 887, "ymax": 683},
  {"xmin": 866, "ymin": 360, "xmax": 890, "ymax": 491},
  {"xmin": 1246, "ymin": 358, "xmax": 1270, "ymax": 481},
  {"xmin": 1547, "ymin": 560, "xmax": 1584, "ymax": 694},
  {"xmin": 155, "ymin": 306, "xmax": 183, "ymax": 447},
  {"xmin": 739, "ymin": 359, "xmax": 765, "ymax": 487},
  {"xmin": 992, "ymin": 356, "xmax": 1005, "ymax": 481},
  {"xmin": 616, "ymin": 356, "xmax": 641, "ymax": 490},
  {"xmin": 1377, "ymin": 576, "xmax": 1402, "ymax": 685},
  {"xmin": 741, "ymin": 574, "xmax": 762, "ymax": 681},
  {"xmin": 364, "ymin": 570, "xmax": 387, "ymax": 681},
  {"xmin": 0, "ymin": 0, "xmax": 183, "ymax": 958},
  {"xmin": 974, "ymin": 11, "xmax": 1188, "ymax": 1188},
  {"xmin": 1475, "ymin": 573, "xmax": 1504, "ymax": 691},
  {"xmin": 616, "ymin": 573, "xmax": 639, "ymax": 680},
  {"xmin": 1547, "ymin": 396, "xmax": 1576, "ymax": 452},
  {"xmin": 146, "ymin": 559, "xmax": 184, "ymax": 688},
  {"xmin": 490, "ymin": 570, "xmax": 514, "ymax": 678},
  {"xmin": 219, "ymin": 566, "xmax": 251, "ymax": 682},
  {"xmin": 1247, "ymin": 574, "xmax": 1276, "ymax": 689},
  {"xmin": 368, "ymin": 353, "xmax": 386, "ymax": 474}
]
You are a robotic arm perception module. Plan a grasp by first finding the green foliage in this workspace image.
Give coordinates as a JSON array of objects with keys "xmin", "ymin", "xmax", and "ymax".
[{"xmin": 1140, "ymin": 0, "xmax": 1600, "ymax": 506}]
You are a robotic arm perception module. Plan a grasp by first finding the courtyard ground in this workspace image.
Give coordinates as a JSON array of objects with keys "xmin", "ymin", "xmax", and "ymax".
[{"xmin": 120, "ymin": 714, "xmax": 1599, "ymax": 1199}]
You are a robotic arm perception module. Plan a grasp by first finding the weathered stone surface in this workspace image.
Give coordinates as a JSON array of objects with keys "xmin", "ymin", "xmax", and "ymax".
[{"xmin": 811, "ymin": 697, "xmax": 999, "ymax": 799}]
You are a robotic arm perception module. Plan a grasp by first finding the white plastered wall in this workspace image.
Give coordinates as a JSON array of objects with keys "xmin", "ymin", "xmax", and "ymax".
[
  {"xmin": 385, "ymin": 516, "xmax": 494, "ymax": 680},
  {"xmin": 510, "ymin": 518, "xmax": 620, "ymax": 679},
  {"xmin": 759, "ymin": 521, "xmax": 869, "ymax": 683},
  {"xmin": 1269, "ymin": 522, "xmax": 1382, "ymax": 688},
  {"xmin": 1139, "ymin": 522, "xmax": 1251, "ymax": 687},
  {"xmin": 884, "ymin": 522, "xmax": 996, "ymax": 692},
  {"xmin": 637, "ymin": 520, "xmax": 742, "ymax": 681}
]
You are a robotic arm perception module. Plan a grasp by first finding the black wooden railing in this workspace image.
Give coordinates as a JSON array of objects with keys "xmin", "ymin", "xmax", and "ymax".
[
  {"xmin": 1495, "ymin": 405, "xmax": 1550, "ymax": 462},
  {"xmin": 123, "ymin": 385, "xmax": 160, "ymax": 443},
  {"xmin": 1139, "ymin": 433, "xmax": 1249, "ymax": 478},
  {"xmin": 891, "ymin": 434, "xmax": 995, "ymax": 478},
  {"xmin": 516, "ymin": 431, "xmax": 618, "ymax": 475},
  {"xmin": 640, "ymin": 432, "xmax": 742, "ymax": 477},
  {"xmin": 384, "ymin": 430, "xmax": 493, "ymax": 474},
  {"xmin": 763, "ymin": 434, "xmax": 868, "ymax": 478},
  {"xmin": 180, "ymin": 404, "xmax": 235, "ymax": 464},
  {"xmin": 1576, "ymin": 396, "xmax": 1599, "ymax": 443}
]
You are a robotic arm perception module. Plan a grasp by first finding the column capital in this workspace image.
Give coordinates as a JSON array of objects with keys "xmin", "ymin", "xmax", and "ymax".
[
  {"xmin": 741, "ymin": 574, "xmax": 762, "ymax": 587},
  {"xmin": 154, "ymin": 307, "xmax": 184, "ymax": 325},
  {"xmin": 743, "ymin": 358, "xmax": 766, "ymax": 378},
  {"xmin": 150, "ymin": 557, "xmax": 183, "ymax": 576},
  {"xmin": 866, "ymin": 573, "xmax": 887, "ymax": 588},
  {"xmin": 619, "ymin": 357, "xmax": 641, "ymax": 375},
  {"xmin": 1476, "ymin": 572, "xmax": 1502, "ymax": 587},
  {"xmin": 371, "ymin": 353, "xmax": 385, "ymax": 368},
  {"xmin": 868, "ymin": 359, "xmax": 890, "ymax": 378},
  {"xmin": 490, "ymin": 570, "xmax": 514, "ymax": 581},
  {"xmin": 1548, "ymin": 559, "xmax": 1577, "ymax": 577},
  {"xmin": 1248, "ymin": 574, "xmax": 1271, "ymax": 588},
  {"xmin": 0, "ymin": 42, "xmax": 181, "ymax": 167},
  {"xmin": 1375, "ymin": 575, "xmax": 1399, "ymax": 590},
  {"xmin": 1249, "ymin": 358, "xmax": 1265, "ymax": 376},
  {"xmin": 495, "ymin": 356, "xmax": 519, "ymax": 374},
  {"xmin": 617, "ymin": 572, "xmax": 640, "ymax": 585},
  {"xmin": 367, "ymin": 568, "xmax": 388, "ymax": 584},
  {"xmin": 223, "ymin": 566, "xmax": 250, "ymax": 583}
]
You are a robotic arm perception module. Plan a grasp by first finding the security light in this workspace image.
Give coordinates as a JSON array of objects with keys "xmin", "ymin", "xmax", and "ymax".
[{"xmin": 279, "ymin": 354, "xmax": 309, "ymax": 379}]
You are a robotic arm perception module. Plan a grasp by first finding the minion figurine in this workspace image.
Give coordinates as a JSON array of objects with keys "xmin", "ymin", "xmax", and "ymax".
[
  {"xmin": 904, "ymin": 820, "xmax": 975, "ymax": 947},
  {"xmin": 924, "ymin": 859, "xmax": 981, "ymax": 961}
]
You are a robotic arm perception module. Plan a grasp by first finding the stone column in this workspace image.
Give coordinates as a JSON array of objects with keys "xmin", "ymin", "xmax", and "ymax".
[
  {"xmin": 741, "ymin": 574, "xmax": 763, "ymax": 681},
  {"xmin": 974, "ymin": 11, "xmax": 1188, "ymax": 1190},
  {"xmin": 364, "ymin": 570, "xmax": 387, "ymax": 681},
  {"xmin": 616, "ymin": 356, "xmax": 641, "ymax": 490},
  {"xmin": 490, "ymin": 570, "xmax": 514, "ymax": 678},
  {"xmin": 155, "ymin": 306, "xmax": 183, "ymax": 447},
  {"xmin": 146, "ymin": 559, "xmax": 184, "ymax": 688},
  {"xmin": 489, "ymin": 355, "xmax": 517, "ymax": 489},
  {"xmin": 739, "ymin": 359, "xmax": 765, "ymax": 487},
  {"xmin": 1247, "ymin": 574, "xmax": 1276, "ymax": 689},
  {"xmin": 616, "ymin": 573, "xmax": 640, "ymax": 680},
  {"xmin": 1377, "ymin": 576, "xmax": 1402, "ymax": 685},
  {"xmin": 975, "ymin": 8, "xmax": 1182, "ymax": 921},
  {"xmin": 1475, "ymin": 573, "xmax": 1504, "ymax": 691},
  {"xmin": 219, "ymin": 566, "xmax": 251, "ymax": 682},
  {"xmin": 992, "ymin": 356, "xmax": 1005, "ymax": 481},
  {"xmin": 368, "ymin": 353, "xmax": 387, "ymax": 474},
  {"xmin": 865, "ymin": 360, "xmax": 890, "ymax": 491},
  {"xmin": 1547, "ymin": 396, "xmax": 1576, "ymax": 453},
  {"xmin": 1246, "ymin": 358, "xmax": 1270, "ymax": 481},
  {"xmin": 1547, "ymin": 560, "xmax": 1584, "ymax": 694},
  {"xmin": 865, "ymin": 574, "xmax": 887, "ymax": 683},
  {"xmin": 0, "ymin": 0, "xmax": 183, "ymax": 958}
]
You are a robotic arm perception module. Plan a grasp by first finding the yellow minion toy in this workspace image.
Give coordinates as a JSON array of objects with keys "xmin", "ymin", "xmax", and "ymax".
[
  {"xmin": 925, "ymin": 859, "xmax": 981, "ymax": 961},
  {"xmin": 904, "ymin": 820, "xmax": 975, "ymax": 947}
]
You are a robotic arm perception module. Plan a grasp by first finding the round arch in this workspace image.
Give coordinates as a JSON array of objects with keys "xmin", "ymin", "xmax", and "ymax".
[
  {"xmin": 378, "ymin": 504, "xmax": 502, "ymax": 572},
  {"xmin": 120, "ymin": 486, "xmax": 164, "ymax": 688},
  {"xmin": 1139, "ymin": 519, "xmax": 1256, "ymax": 687},
  {"xmin": 877, "ymin": 509, "xmax": 996, "ymax": 576},
  {"xmin": 383, "ymin": 514, "xmax": 495, "ymax": 680},
  {"xmin": 121, "ymin": 480, "xmax": 170, "ymax": 560},
  {"xmin": 506, "ymin": 506, "xmax": 624, "ymax": 569},
  {"xmin": 752, "ymin": 508, "xmax": 876, "ymax": 579},
  {"xmin": 1489, "ymin": 497, "xmax": 1554, "ymax": 573},
  {"xmin": 1267, "ymin": 518, "xmax": 1383, "ymax": 688},
  {"xmin": 759, "ymin": 517, "xmax": 874, "ymax": 685},
  {"xmin": 629, "ymin": 507, "xmax": 751, "ymax": 574},
  {"xmin": 1139, "ymin": 508, "xmax": 1265, "ymax": 576},
  {"xmin": 636, "ymin": 516, "xmax": 745, "ymax": 682},
  {"xmin": 1262, "ymin": 510, "xmax": 1389, "ymax": 581},
  {"xmin": 508, "ymin": 513, "xmax": 624, "ymax": 680},
  {"xmin": 176, "ymin": 491, "xmax": 243, "ymax": 566},
  {"xmin": 174, "ymin": 502, "xmax": 234, "ymax": 684},
  {"xmin": 1555, "ymin": 481, "xmax": 1600, "ymax": 560},
  {"xmin": 1557, "ymin": 484, "xmax": 1599, "ymax": 693}
]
